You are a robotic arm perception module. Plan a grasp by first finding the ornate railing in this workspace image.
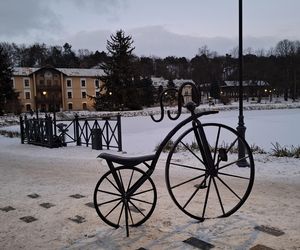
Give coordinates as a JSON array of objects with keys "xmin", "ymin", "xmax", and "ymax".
[{"xmin": 20, "ymin": 113, "xmax": 122, "ymax": 151}]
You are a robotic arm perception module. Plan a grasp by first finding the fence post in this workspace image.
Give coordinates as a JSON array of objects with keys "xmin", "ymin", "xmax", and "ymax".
[
  {"xmin": 20, "ymin": 115, "xmax": 24, "ymax": 144},
  {"xmin": 117, "ymin": 114, "xmax": 122, "ymax": 152},
  {"xmin": 91, "ymin": 128, "xmax": 102, "ymax": 150},
  {"xmin": 53, "ymin": 111, "xmax": 57, "ymax": 137},
  {"xmin": 85, "ymin": 120, "xmax": 89, "ymax": 147},
  {"xmin": 74, "ymin": 114, "xmax": 81, "ymax": 146},
  {"xmin": 25, "ymin": 115, "xmax": 30, "ymax": 143}
]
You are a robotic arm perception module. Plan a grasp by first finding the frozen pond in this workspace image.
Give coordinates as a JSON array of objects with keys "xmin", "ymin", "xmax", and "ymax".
[{"xmin": 122, "ymin": 109, "xmax": 300, "ymax": 154}]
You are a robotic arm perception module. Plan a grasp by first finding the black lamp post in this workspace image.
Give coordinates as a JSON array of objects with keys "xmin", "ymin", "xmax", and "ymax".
[{"xmin": 237, "ymin": 0, "xmax": 249, "ymax": 167}]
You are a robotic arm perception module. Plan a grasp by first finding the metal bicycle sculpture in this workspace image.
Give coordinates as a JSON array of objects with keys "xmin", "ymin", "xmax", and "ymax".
[{"xmin": 93, "ymin": 82, "xmax": 255, "ymax": 237}]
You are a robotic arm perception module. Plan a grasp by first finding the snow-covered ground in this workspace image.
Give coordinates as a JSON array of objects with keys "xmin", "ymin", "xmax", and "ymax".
[{"xmin": 0, "ymin": 104, "xmax": 299, "ymax": 249}]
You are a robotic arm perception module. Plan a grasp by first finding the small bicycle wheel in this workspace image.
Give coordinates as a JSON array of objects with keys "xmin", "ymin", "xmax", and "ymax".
[
  {"xmin": 165, "ymin": 123, "xmax": 254, "ymax": 221},
  {"xmin": 94, "ymin": 166, "xmax": 157, "ymax": 229}
]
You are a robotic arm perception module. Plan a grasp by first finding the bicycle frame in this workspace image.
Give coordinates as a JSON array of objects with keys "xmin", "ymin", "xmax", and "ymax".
[
  {"xmin": 94, "ymin": 82, "xmax": 255, "ymax": 237},
  {"xmin": 118, "ymin": 110, "xmax": 218, "ymax": 198}
]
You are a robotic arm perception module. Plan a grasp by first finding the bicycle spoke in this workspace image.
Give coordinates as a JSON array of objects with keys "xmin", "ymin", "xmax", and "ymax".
[
  {"xmin": 97, "ymin": 189, "xmax": 122, "ymax": 197},
  {"xmin": 128, "ymin": 202, "xmax": 134, "ymax": 225},
  {"xmin": 213, "ymin": 126, "xmax": 221, "ymax": 164},
  {"xmin": 179, "ymin": 141, "xmax": 205, "ymax": 165},
  {"xmin": 105, "ymin": 200, "xmax": 122, "ymax": 218},
  {"xmin": 128, "ymin": 200, "xmax": 146, "ymax": 217},
  {"xmin": 170, "ymin": 161, "xmax": 207, "ymax": 172},
  {"xmin": 202, "ymin": 176, "xmax": 212, "ymax": 218},
  {"xmin": 105, "ymin": 176, "xmax": 120, "ymax": 193},
  {"xmin": 218, "ymin": 172, "xmax": 250, "ymax": 180},
  {"xmin": 127, "ymin": 169, "xmax": 135, "ymax": 191},
  {"xmin": 226, "ymin": 137, "xmax": 238, "ymax": 153},
  {"xmin": 118, "ymin": 169, "xmax": 125, "ymax": 193},
  {"xmin": 132, "ymin": 188, "xmax": 155, "ymax": 197},
  {"xmin": 212, "ymin": 176, "xmax": 225, "ymax": 215},
  {"xmin": 216, "ymin": 176, "xmax": 242, "ymax": 200},
  {"xmin": 183, "ymin": 176, "xmax": 208, "ymax": 209},
  {"xmin": 117, "ymin": 202, "xmax": 125, "ymax": 226},
  {"xmin": 171, "ymin": 173, "xmax": 206, "ymax": 190},
  {"xmin": 130, "ymin": 197, "xmax": 153, "ymax": 205},
  {"xmin": 218, "ymin": 155, "xmax": 250, "ymax": 171},
  {"xmin": 98, "ymin": 197, "xmax": 122, "ymax": 206}
]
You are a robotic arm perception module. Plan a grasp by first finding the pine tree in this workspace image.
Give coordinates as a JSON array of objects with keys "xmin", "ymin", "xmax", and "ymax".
[
  {"xmin": 0, "ymin": 46, "xmax": 19, "ymax": 115},
  {"xmin": 98, "ymin": 30, "xmax": 139, "ymax": 110}
]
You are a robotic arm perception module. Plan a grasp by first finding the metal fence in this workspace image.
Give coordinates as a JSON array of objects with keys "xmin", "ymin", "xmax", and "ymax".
[{"xmin": 20, "ymin": 113, "xmax": 122, "ymax": 151}]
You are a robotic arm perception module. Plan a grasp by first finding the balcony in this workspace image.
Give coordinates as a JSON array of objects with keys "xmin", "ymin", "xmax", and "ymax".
[{"xmin": 36, "ymin": 84, "xmax": 61, "ymax": 91}]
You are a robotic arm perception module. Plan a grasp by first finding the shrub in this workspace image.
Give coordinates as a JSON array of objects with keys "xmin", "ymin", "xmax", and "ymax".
[
  {"xmin": 155, "ymin": 139, "xmax": 175, "ymax": 153},
  {"xmin": 270, "ymin": 142, "xmax": 300, "ymax": 158},
  {"xmin": 250, "ymin": 144, "xmax": 266, "ymax": 154}
]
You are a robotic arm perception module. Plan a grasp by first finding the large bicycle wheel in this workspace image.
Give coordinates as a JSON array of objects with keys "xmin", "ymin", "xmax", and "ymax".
[
  {"xmin": 165, "ymin": 123, "xmax": 254, "ymax": 221},
  {"xmin": 94, "ymin": 166, "xmax": 157, "ymax": 229}
]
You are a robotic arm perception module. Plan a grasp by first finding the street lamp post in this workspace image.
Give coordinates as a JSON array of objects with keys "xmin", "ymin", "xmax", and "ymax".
[{"xmin": 237, "ymin": 0, "xmax": 249, "ymax": 167}]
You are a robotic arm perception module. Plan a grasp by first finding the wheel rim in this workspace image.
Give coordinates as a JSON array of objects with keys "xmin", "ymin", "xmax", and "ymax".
[
  {"xmin": 165, "ymin": 123, "xmax": 254, "ymax": 220},
  {"xmin": 94, "ymin": 166, "xmax": 157, "ymax": 228}
]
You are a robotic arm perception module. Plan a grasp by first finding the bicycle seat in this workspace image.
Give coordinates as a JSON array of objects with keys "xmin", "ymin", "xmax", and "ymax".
[{"xmin": 98, "ymin": 152, "xmax": 156, "ymax": 166}]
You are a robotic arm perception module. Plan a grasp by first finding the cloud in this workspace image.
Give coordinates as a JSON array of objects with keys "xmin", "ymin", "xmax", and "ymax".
[
  {"xmin": 62, "ymin": 26, "xmax": 233, "ymax": 57},
  {"xmin": 62, "ymin": 26, "xmax": 284, "ymax": 58},
  {"xmin": 129, "ymin": 26, "xmax": 236, "ymax": 57},
  {"xmin": 0, "ymin": 0, "xmax": 125, "ymax": 43},
  {"xmin": 61, "ymin": 30, "xmax": 111, "ymax": 52},
  {"xmin": 70, "ymin": 0, "xmax": 126, "ymax": 14},
  {"xmin": 0, "ymin": 0, "xmax": 61, "ymax": 39}
]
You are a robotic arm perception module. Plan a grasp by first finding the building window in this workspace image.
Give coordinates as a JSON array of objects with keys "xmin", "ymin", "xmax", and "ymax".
[
  {"xmin": 81, "ymin": 91, "xmax": 87, "ymax": 99},
  {"xmin": 25, "ymin": 91, "xmax": 31, "ymax": 100},
  {"xmin": 81, "ymin": 79, "xmax": 86, "ymax": 88},
  {"xmin": 11, "ymin": 78, "xmax": 15, "ymax": 89},
  {"xmin": 66, "ymin": 79, "xmax": 72, "ymax": 88},
  {"xmin": 54, "ymin": 80, "xmax": 59, "ymax": 85},
  {"xmin": 39, "ymin": 79, "xmax": 44, "ymax": 85},
  {"xmin": 25, "ymin": 104, "xmax": 31, "ymax": 112},
  {"xmin": 95, "ymin": 79, "xmax": 100, "ymax": 88},
  {"xmin": 82, "ymin": 103, "xmax": 87, "ymax": 110},
  {"xmin": 23, "ymin": 78, "xmax": 30, "ymax": 88},
  {"xmin": 67, "ymin": 91, "xmax": 72, "ymax": 99},
  {"xmin": 68, "ymin": 103, "xmax": 73, "ymax": 110},
  {"xmin": 47, "ymin": 79, "xmax": 52, "ymax": 86}
]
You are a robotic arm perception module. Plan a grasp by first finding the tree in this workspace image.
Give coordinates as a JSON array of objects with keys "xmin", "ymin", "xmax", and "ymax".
[
  {"xmin": 62, "ymin": 43, "xmax": 79, "ymax": 67},
  {"xmin": 98, "ymin": 30, "xmax": 139, "ymax": 110},
  {"xmin": 0, "ymin": 45, "xmax": 20, "ymax": 115},
  {"xmin": 139, "ymin": 77, "xmax": 155, "ymax": 107}
]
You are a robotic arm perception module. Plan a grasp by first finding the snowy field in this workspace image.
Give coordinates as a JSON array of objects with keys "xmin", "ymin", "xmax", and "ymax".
[
  {"xmin": 0, "ymin": 107, "xmax": 300, "ymax": 249},
  {"xmin": 121, "ymin": 108, "xmax": 300, "ymax": 154}
]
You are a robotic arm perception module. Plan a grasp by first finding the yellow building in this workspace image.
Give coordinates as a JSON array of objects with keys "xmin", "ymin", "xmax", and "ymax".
[{"xmin": 12, "ymin": 66, "xmax": 104, "ymax": 112}]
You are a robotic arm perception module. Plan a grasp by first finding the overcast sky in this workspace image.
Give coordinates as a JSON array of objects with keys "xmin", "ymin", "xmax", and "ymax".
[{"xmin": 0, "ymin": 0, "xmax": 299, "ymax": 58}]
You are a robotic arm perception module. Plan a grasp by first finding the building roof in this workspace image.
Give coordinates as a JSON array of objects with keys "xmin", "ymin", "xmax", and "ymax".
[
  {"xmin": 223, "ymin": 80, "xmax": 269, "ymax": 87},
  {"xmin": 151, "ymin": 77, "xmax": 195, "ymax": 88},
  {"xmin": 13, "ymin": 67, "xmax": 104, "ymax": 77}
]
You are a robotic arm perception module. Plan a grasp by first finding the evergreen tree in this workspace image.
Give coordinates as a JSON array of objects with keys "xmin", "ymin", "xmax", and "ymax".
[
  {"xmin": 0, "ymin": 46, "xmax": 19, "ymax": 115},
  {"xmin": 209, "ymin": 81, "xmax": 220, "ymax": 100},
  {"xmin": 98, "ymin": 29, "xmax": 140, "ymax": 110},
  {"xmin": 139, "ymin": 77, "xmax": 155, "ymax": 107}
]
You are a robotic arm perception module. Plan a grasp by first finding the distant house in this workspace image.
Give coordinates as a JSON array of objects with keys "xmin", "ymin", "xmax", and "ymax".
[
  {"xmin": 151, "ymin": 77, "xmax": 195, "ymax": 103},
  {"xmin": 220, "ymin": 80, "xmax": 270, "ymax": 99},
  {"xmin": 12, "ymin": 66, "xmax": 104, "ymax": 112},
  {"xmin": 199, "ymin": 80, "xmax": 270, "ymax": 102}
]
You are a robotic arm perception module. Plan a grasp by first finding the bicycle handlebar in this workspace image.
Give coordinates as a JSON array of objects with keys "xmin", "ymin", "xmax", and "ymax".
[{"xmin": 150, "ymin": 82, "xmax": 202, "ymax": 122}]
